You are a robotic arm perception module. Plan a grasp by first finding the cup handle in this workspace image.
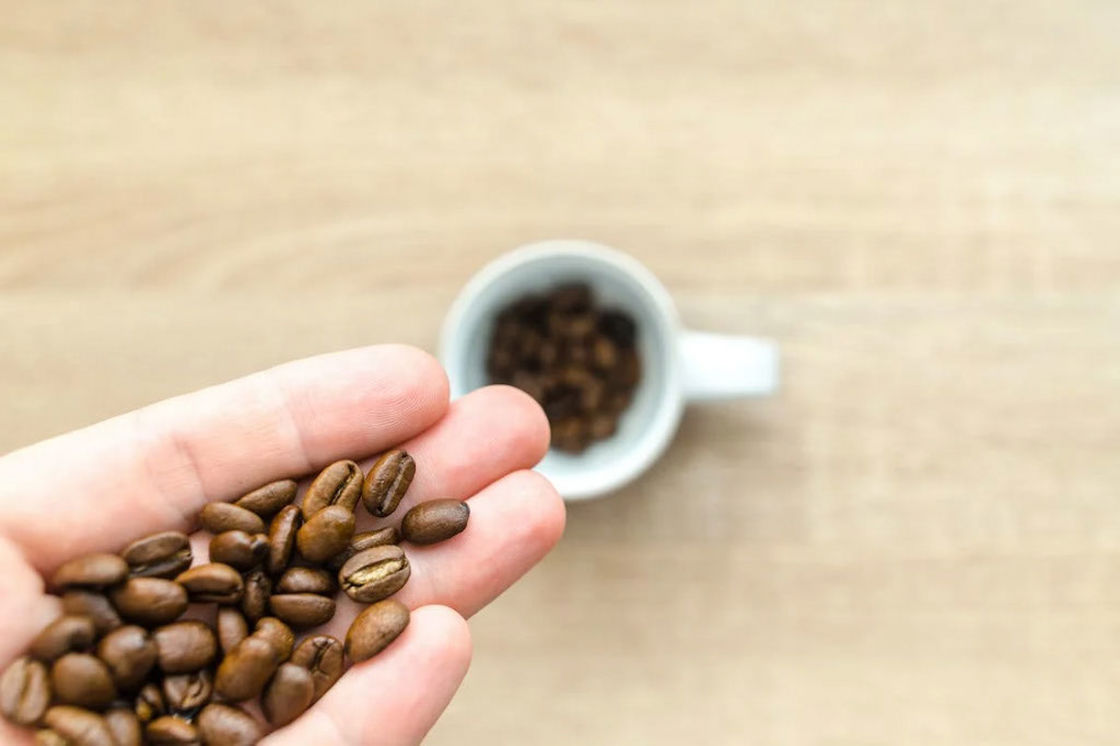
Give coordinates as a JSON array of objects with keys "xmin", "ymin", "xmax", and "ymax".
[{"xmin": 678, "ymin": 331, "xmax": 779, "ymax": 401}]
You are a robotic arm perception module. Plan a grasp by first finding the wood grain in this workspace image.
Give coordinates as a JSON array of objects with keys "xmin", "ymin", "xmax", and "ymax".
[{"xmin": 2, "ymin": 1, "xmax": 1118, "ymax": 743}]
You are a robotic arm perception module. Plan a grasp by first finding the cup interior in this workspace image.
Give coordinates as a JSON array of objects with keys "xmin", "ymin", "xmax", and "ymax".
[{"xmin": 440, "ymin": 241, "xmax": 684, "ymax": 500}]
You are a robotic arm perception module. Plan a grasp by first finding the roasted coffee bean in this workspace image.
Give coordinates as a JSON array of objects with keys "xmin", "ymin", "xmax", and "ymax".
[
  {"xmin": 175, "ymin": 563, "xmax": 244, "ymax": 604},
  {"xmin": 290, "ymin": 635, "xmax": 343, "ymax": 702},
  {"xmin": 104, "ymin": 706, "xmax": 142, "ymax": 746},
  {"xmin": 50, "ymin": 653, "xmax": 117, "ymax": 710},
  {"xmin": 338, "ymin": 545, "xmax": 410, "ymax": 603},
  {"xmin": 266, "ymin": 505, "xmax": 300, "ymax": 577},
  {"xmin": 239, "ymin": 569, "xmax": 271, "ymax": 625},
  {"xmin": 235, "ymin": 479, "xmax": 298, "ymax": 518},
  {"xmin": 197, "ymin": 703, "xmax": 263, "ymax": 746},
  {"xmin": 326, "ymin": 526, "xmax": 399, "ymax": 571},
  {"xmin": 162, "ymin": 669, "xmax": 212, "ymax": 715},
  {"xmin": 301, "ymin": 460, "xmax": 363, "ymax": 519},
  {"xmin": 44, "ymin": 706, "xmax": 115, "ymax": 746},
  {"xmin": 153, "ymin": 621, "xmax": 217, "ymax": 673},
  {"xmin": 208, "ymin": 531, "xmax": 268, "ymax": 572},
  {"xmin": 253, "ymin": 617, "xmax": 294, "ymax": 662},
  {"xmin": 62, "ymin": 591, "xmax": 123, "ymax": 636},
  {"xmin": 121, "ymin": 531, "xmax": 192, "ymax": 579},
  {"xmin": 261, "ymin": 662, "xmax": 314, "ymax": 727},
  {"xmin": 361, "ymin": 450, "xmax": 415, "ymax": 518},
  {"xmin": 110, "ymin": 578, "xmax": 189, "ymax": 627},
  {"xmin": 96, "ymin": 625, "xmax": 157, "ymax": 691},
  {"xmin": 295, "ymin": 505, "xmax": 355, "ymax": 564},
  {"xmin": 35, "ymin": 729, "xmax": 68, "ymax": 746},
  {"xmin": 0, "ymin": 656, "xmax": 51, "ymax": 726},
  {"xmin": 199, "ymin": 503, "xmax": 265, "ymax": 536},
  {"xmin": 214, "ymin": 636, "xmax": 277, "ymax": 702},
  {"xmin": 269, "ymin": 594, "xmax": 336, "ymax": 629},
  {"xmin": 588, "ymin": 411, "xmax": 619, "ymax": 439},
  {"xmin": 345, "ymin": 599, "xmax": 410, "ymax": 663},
  {"xmin": 146, "ymin": 715, "xmax": 200, "ymax": 745},
  {"xmin": 217, "ymin": 607, "xmax": 249, "ymax": 655},
  {"xmin": 51, "ymin": 554, "xmax": 129, "ymax": 590},
  {"xmin": 134, "ymin": 682, "xmax": 165, "ymax": 723},
  {"xmin": 400, "ymin": 499, "xmax": 470, "ymax": 545},
  {"xmin": 275, "ymin": 566, "xmax": 336, "ymax": 595},
  {"xmin": 29, "ymin": 614, "xmax": 97, "ymax": 661}
]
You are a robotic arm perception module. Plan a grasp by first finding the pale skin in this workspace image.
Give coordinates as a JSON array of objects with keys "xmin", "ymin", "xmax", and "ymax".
[{"xmin": 0, "ymin": 345, "xmax": 566, "ymax": 745}]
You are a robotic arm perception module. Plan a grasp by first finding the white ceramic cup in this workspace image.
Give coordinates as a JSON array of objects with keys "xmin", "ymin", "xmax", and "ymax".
[{"xmin": 439, "ymin": 240, "xmax": 779, "ymax": 501}]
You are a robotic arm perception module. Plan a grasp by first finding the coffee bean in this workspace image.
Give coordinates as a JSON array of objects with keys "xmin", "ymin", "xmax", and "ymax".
[
  {"xmin": 208, "ymin": 531, "xmax": 268, "ymax": 571},
  {"xmin": 214, "ymin": 636, "xmax": 277, "ymax": 702},
  {"xmin": 252, "ymin": 617, "xmax": 294, "ymax": 662},
  {"xmin": 199, "ymin": 503, "xmax": 265, "ymax": 536},
  {"xmin": 266, "ymin": 505, "xmax": 300, "ymax": 577},
  {"xmin": 275, "ymin": 566, "xmax": 336, "ymax": 595},
  {"xmin": 361, "ymin": 450, "xmax": 415, "ymax": 518},
  {"xmin": 35, "ymin": 729, "xmax": 68, "ymax": 746},
  {"xmin": 61, "ymin": 591, "xmax": 123, "ymax": 636},
  {"xmin": 50, "ymin": 653, "xmax": 117, "ymax": 710},
  {"xmin": 51, "ymin": 554, "xmax": 129, "ymax": 590},
  {"xmin": 175, "ymin": 563, "xmax": 244, "ymax": 604},
  {"xmin": 104, "ymin": 706, "xmax": 142, "ymax": 746},
  {"xmin": 134, "ymin": 682, "xmax": 165, "ymax": 724},
  {"xmin": 261, "ymin": 662, "xmax": 314, "ymax": 727},
  {"xmin": 162, "ymin": 669, "xmax": 212, "ymax": 715},
  {"xmin": 153, "ymin": 621, "xmax": 217, "ymax": 674},
  {"xmin": 44, "ymin": 706, "xmax": 115, "ymax": 746},
  {"xmin": 269, "ymin": 594, "xmax": 336, "ymax": 629},
  {"xmin": 326, "ymin": 526, "xmax": 399, "ymax": 571},
  {"xmin": 96, "ymin": 626, "xmax": 157, "ymax": 692},
  {"xmin": 110, "ymin": 578, "xmax": 189, "ymax": 627},
  {"xmin": 1, "ymin": 656, "xmax": 51, "ymax": 726},
  {"xmin": 302, "ymin": 460, "xmax": 363, "ymax": 519},
  {"xmin": 345, "ymin": 599, "xmax": 410, "ymax": 663},
  {"xmin": 197, "ymin": 703, "xmax": 263, "ymax": 746},
  {"xmin": 146, "ymin": 715, "xmax": 200, "ymax": 745},
  {"xmin": 588, "ymin": 411, "xmax": 619, "ymax": 439},
  {"xmin": 338, "ymin": 545, "xmax": 410, "ymax": 603},
  {"xmin": 400, "ymin": 499, "xmax": 470, "ymax": 545},
  {"xmin": 295, "ymin": 505, "xmax": 355, "ymax": 564},
  {"xmin": 217, "ymin": 607, "xmax": 249, "ymax": 655},
  {"xmin": 234, "ymin": 479, "xmax": 297, "ymax": 518},
  {"xmin": 290, "ymin": 635, "xmax": 343, "ymax": 702},
  {"xmin": 29, "ymin": 615, "xmax": 97, "ymax": 662},
  {"xmin": 121, "ymin": 531, "xmax": 192, "ymax": 579},
  {"xmin": 239, "ymin": 569, "xmax": 271, "ymax": 625}
]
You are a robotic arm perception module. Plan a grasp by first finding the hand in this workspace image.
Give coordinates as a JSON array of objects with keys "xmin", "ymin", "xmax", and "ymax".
[{"xmin": 0, "ymin": 345, "xmax": 565, "ymax": 745}]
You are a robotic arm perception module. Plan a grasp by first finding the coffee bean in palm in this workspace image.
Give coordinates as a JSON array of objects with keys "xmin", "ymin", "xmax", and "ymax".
[
  {"xmin": 301, "ymin": 460, "xmax": 363, "ymax": 520},
  {"xmin": 199, "ymin": 503, "xmax": 265, "ymax": 536},
  {"xmin": 62, "ymin": 591, "xmax": 123, "ymax": 636},
  {"xmin": 345, "ymin": 599, "xmax": 410, "ymax": 663},
  {"xmin": 234, "ymin": 479, "xmax": 297, "ymax": 519},
  {"xmin": 175, "ymin": 563, "xmax": 244, "ymax": 604},
  {"xmin": 29, "ymin": 615, "xmax": 96, "ymax": 661},
  {"xmin": 261, "ymin": 662, "xmax": 314, "ymax": 727},
  {"xmin": 266, "ymin": 505, "xmax": 300, "ymax": 577},
  {"xmin": 1, "ymin": 656, "xmax": 51, "ymax": 726},
  {"xmin": 153, "ymin": 621, "xmax": 217, "ymax": 674},
  {"xmin": 269, "ymin": 593, "xmax": 336, "ymax": 629},
  {"xmin": 400, "ymin": 499, "xmax": 470, "ymax": 545},
  {"xmin": 134, "ymin": 682, "xmax": 165, "ymax": 724},
  {"xmin": 239, "ymin": 569, "xmax": 272, "ymax": 625},
  {"xmin": 44, "ymin": 706, "xmax": 116, "ymax": 746},
  {"xmin": 96, "ymin": 626, "xmax": 157, "ymax": 692},
  {"xmin": 276, "ymin": 566, "xmax": 336, "ymax": 595},
  {"xmin": 162, "ymin": 669, "xmax": 212, "ymax": 715},
  {"xmin": 362, "ymin": 450, "xmax": 415, "ymax": 517},
  {"xmin": 51, "ymin": 554, "xmax": 129, "ymax": 590},
  {"xmin": 197, "ymin": 703, "xmax": 263, "ymax": 746},
  {"xmin": 214, "ymin": 636, "xmax": 277, "ymax": 702},
  {"xmin": 121, "ymin": 531, "xmax": 192, "ymax": 580},
  {"xmin": 146, "ymin": 715, "xmax": 200, "ymax": 745},
  {"xmin": 296, "ymin": 505, "xmax": 355, "ymax": 564},
  {"xmin": 110, "ymin": 578, "xmax": 189, "ymax": 627},
  {"xmin": 35, "ymin": 728, "xmax": 69, "ymax": 746},
  {"xmin": 104, "ymin": 706, "xmax": 142, "ymax": 746},
  {"xmin": 290, "ymin": 635, "xmax": 343, "ymax": 702},
  {"xmin": 338, "ymin": 545, "xmax": 410, "ymax": 603},
  {"xmin": 326, "ymin": 526, "xmax": 399, "ymax": 571},
  {"xmin": 208, "ymin": 531, "xmax": 268, "ymax": 571},
  {"xmin": 217, "ymin": 607, "xmax": 249, "ymax": 655},
  {"xmin": 50, "ymin": 653, "xmax": 117, "ymax": 710},
  {"xmin": 252, "ymin": 617, "xmax": 294, "ymax": 662}
]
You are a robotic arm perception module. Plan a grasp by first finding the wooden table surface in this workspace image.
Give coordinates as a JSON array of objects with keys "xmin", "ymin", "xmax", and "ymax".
[{"xmin": 3, "ymin": 2, "xmax": 1119, "ymax": 743}]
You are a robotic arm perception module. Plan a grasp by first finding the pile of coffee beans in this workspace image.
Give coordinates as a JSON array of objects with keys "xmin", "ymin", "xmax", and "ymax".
[
  {"xmin": 486, "ymin": 283, "xmax": 640, "ymax": 452},
  {"xmin": 0, "ymin": 450, "xmax": 469, "ymax": 745}
]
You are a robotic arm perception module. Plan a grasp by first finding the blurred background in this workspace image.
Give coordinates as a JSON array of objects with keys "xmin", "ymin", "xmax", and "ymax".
[{"xmin": 3, "ymin": 1, "xmax": 1119, "ymax": 743}]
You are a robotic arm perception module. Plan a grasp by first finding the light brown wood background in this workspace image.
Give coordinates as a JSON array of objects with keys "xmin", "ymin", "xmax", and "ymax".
[{"xmin": 3, "ymin": 1, "xmax": 1120, "ymax": 743}]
